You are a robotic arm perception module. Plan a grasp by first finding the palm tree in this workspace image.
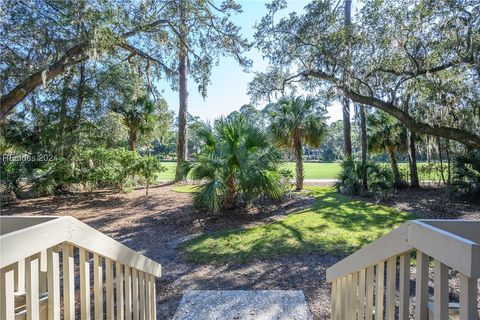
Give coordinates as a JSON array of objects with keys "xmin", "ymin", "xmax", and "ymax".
[
  {"xmin": 367, "ymin": 111, "xmax": 406, "ymax": 187},
  {"xmin": 112, "ymin": 96, "xmax": 156, "ymax": 151},
  {"xmin": 183, "ymin": 115, "xmax": 285, "ymax": 212},
  {"xmin": 269, "ymin": 96, "xmax": 327, "ymax": 190}
]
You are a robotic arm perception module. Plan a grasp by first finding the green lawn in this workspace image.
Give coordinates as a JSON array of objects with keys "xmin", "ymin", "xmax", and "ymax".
[
  {"xmin": 180, "ymin": 187, "xmax": 414, "ymax": 264},
  {"xmin": 160, "ymin": 161, "xmax": 435, "ymax": 181}
]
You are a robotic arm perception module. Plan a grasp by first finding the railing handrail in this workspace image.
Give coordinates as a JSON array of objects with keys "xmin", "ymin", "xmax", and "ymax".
[
  {"xmin": 326, "ymin": 220, "xmax": 480, "ymax": 282},
  {"xmin": 0, "ymin": 216, "xmax": 162, "ymax": 277}
]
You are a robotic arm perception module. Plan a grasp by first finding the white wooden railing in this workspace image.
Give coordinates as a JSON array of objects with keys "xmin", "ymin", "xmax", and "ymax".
[
  {"xmin": 0, "ymin": 216, "xmax": 162, "ymax": 320},
  {"xmin": 327, "ymin": 220, "xmax": 480, "ymax": 320}
]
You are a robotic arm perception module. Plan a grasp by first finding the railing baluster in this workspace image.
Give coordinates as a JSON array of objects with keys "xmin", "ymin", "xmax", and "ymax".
[
  {"xmin": 358, "ymin": 269, "xmax": 366, "ymax": 320},
  {"xmin": 386, "ymin": 257, "xmax": 396, "ymax": 320},
  {"xmin": 125, "ymin": 266, "xmax": 132, "ymax": 320},
  {"xmin": 149, "ymin": 275, "xmax": 156, "ymax": 320},
  {"xmin": 346, "ymin": 274, "xmax": 352, "ymax": 320},
  {"xmin": 339, "ymin": 277, "xmax": 346, "ymax": 320},
  {"xmin": 47, "ymin": 248, "xmax": 60, "ymax": 320},
  {"xmin": 433, "ymin": 260, "xmax": 449, "ymax": 320},
  {"xmin": 366, "ymin": 266, "xmax": 374, "ymax": 320},
  {"xmin": 139, "ymin": 271, "xmax": 146, "ymax": 320},
  {"xmin": 352, "ymin": 272, "xmax": 359, "ymax": 320},
  {"xmin": 399, "ymin": 253, "xmax": 410, "ymax": 320},
  {"xmin": 376, "ymin": 262, "xmax": 385, "ymax": 320},
  {"xmin": 0, "ymin": 267, "xmax": 15, "ymax": 320},
  {"xmin": 415, "ymin": 251, "xmax": 429, "ymax": 320},
  {"xmin": 331, "ymin": 279, "xmax": 337, "ymax": 319},
  {"xmin": 335, "ymin": 278, "xmax": 342, "ymax": 320},
  {"xmin": 459, "ymin": 273, "xmax": 479, "ymax": 320},
  {"xmin": 14, "ymin": 259, "xmax": 25, "ymax": 293},
  {"xmin": 79, "ymin": 248, "xmax": 91, "ymax": 320},
  {"xmin": 62, "ymin": 244, "xmax": 75, "ymax": 320},
  {"xmin": 26, "ymin": 255, "xmax": 40, "ymax": 320},
  {"xmin": 93, "ymin": 253, "xmax": 103, "ymax": 319},
  {"xmin": 145, "ymin": 273, "xmax": 151, "ymax": 320},
  {"xmin": 106, "ymin": 258, "xmax": 114, "ymax": 319},
  {"xmin": 133, "ymin": 269, "xmax": 139, "ymax": 320},
  {"xmin": 117, "ymin": 263, "xmax": 125, "ymax": 320}
]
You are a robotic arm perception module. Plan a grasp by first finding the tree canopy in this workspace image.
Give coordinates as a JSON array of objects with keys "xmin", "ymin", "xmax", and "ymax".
[{"xmin": 249, "ymin": 0, "xmax": 480, "ymax": 148}]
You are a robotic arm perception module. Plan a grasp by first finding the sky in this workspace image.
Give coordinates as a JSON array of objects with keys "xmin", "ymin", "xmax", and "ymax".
[{"xmin": 159, "ymin": 0, "xmax": 345, "ymax": 124}]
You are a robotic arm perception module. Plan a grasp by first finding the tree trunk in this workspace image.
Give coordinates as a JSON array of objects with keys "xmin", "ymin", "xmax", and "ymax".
[
  {"xmin": 175, "ymin": 1, "xmax": 189, "ymax": 181},
  {"xmin": 175, "ymin": 52, "xmax": 188, "ymax": 180},
  {"xmin": 359, "ymin": 104, "xmax": 368, "ymax": 194},
  {"xmin": 342, "ymin": 0, "xmax": 353, "ymax": 159},
  {"xmin": 402, "ymin": 97, "xmax": 419, "ymax": 187},
  {"xmin": 437, "ymin": 137, "xmax": 446, "ymax": 184},
  {"xmin": 387, "ymin": 147, "xmax": 402, "ymax": 187},
  {"xmin": 446, "ymin": 139, "xmax": 451, "ymax": 185},
  {"xmin": 342, "ymin": 97, "xmax": 352, "ymax": 159},
  {"xmin": 225, "ymin": 174, "xmax": 236, "ymax": 209},
  {"xmin": 128, "ymin": 126, "xmax": 137, "ymax": 151},
  {"xmin": 407, "ymin": 132, "xmax": 420, "ymax": 187},
  {"xmin": 294, "ymin": 137, "xmax": 304, "ymax": 191},
  {"xmin": 71, "ymin": 62, "xmax": 86, "ymax": 134},
  {"xmin": 58, "ymin": 72, "xmax": 73, "ymax": 157}
]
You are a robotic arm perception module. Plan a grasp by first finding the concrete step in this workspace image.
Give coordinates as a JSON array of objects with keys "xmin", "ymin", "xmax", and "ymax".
[{"xmin": 172, "ymin": 290, "xmax": 313, "ymax": 320}]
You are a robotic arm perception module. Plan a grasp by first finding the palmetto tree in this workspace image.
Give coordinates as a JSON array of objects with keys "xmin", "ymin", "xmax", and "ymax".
[
  {"xmin": 184, "ymin": 115, "xmax": 285, "ymax": 213},
  {"xmin": 112, "ymin": 96, "xmax": 156, "ymax": 151},
  {"xmin": 269, "ymin": 97, "xmax": 327, "ymax": 190},
  {"xmin": 367, "ymin": 111, "xmax": 406, "ymax": 187}
]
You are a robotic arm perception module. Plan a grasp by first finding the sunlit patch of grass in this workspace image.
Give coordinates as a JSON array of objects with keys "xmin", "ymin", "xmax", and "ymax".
[
  {"xmin": 171, "ymin": 184, "xmax": 199, "ymax": 193},
  {"xmin": 181, "ymin": 187, "xmax": 414, "ymax": 264}
]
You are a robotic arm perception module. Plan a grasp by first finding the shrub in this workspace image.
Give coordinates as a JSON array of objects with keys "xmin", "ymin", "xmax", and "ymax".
[
  {"xmin": 32, "ymin": 147, "xmax": 165, "ymax": 194},
  {"xmin": 135, "ymin": 155, "xmax": 166, "ymax": 195},
  {"xmin": 336, "ymin": 159, "xmax": 394, "ymax": 199},
  {"xmin": 452, "ymin": 150, "xmax": 480, "ymax": 197},
  {"xmin": 183, "ymin": 115, "xmax": 288, "ymax": 213}
]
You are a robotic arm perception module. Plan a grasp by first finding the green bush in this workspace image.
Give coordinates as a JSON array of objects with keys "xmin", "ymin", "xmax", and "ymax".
[
  {"xmin": 0, "ymin": 160, "xmax": 27, "ymax": 198},
  {"xmin": 452, "ymin": 150, "xmax": 480, "ymax": 197},
  {"xmin": 182, "ymin": 115, "xmax": 288, "ymax": 213},
  {"xmin": 32, "ymin": 147, "xmax": 165, "ymax": 194},
  {"xmin": 336, "ymin": 159, "xmax": 394, "ymax": 198}
]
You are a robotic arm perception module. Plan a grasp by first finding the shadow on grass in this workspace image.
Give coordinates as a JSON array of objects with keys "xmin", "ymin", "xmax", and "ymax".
[{"xmin": 181, "ymin": 187, "xmax": 414, "ymax": 264}]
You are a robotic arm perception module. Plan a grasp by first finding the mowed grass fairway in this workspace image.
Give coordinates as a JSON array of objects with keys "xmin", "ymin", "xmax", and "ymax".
[
  {"xmin": 159, "ymin": 162, "xmax": 343, "ymax": 180},
  {"xmin": 159, "ymin": 161, "xmax": 432, "ymax": 181},
  {"xmin": 181, "ymin": 187, "xmax": 413, "ymax": 263}
]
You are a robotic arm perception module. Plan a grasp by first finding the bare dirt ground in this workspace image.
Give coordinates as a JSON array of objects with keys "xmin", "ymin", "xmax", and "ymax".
[{"xmin": 2, "ymin": 185, "xmax": 479, "ymax": 319}]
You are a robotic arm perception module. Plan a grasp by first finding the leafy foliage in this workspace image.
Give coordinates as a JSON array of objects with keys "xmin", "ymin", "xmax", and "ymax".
[
  {"xmin": 183, "ymin": 115, "xmax": 288, "ymax": 213},
  {"xmin": 336, "ymin": 159, "xmax": 394, "ymax": 199},
  {"xmin": 452, "ymin": 150, "xmax": 480, "ymax": 197},
  {"xmin": 32, "ymin": 147, "xmax": 165, "ymax": 195},
  {"xmin": 269, "ymin": 96, "xmax": 327, "ymax": 190}
]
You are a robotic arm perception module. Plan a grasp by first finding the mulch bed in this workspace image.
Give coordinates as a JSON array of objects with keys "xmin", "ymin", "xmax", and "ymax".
[{"xmin": 2, "ymin": 184, "xmax": 479, "ymax": 319}]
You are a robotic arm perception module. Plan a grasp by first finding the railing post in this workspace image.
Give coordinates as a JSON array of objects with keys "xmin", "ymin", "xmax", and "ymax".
[
  {"xmin": 415, "ymin": 251, "xmax": 429, "ymax": 320},
  {"xmin": 433, "ymin": 260, "xmax": 449, "ymax": 320},
  {"xmin": 459, "ymin": 273, "xmax": 479, "ymax": 320}
]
